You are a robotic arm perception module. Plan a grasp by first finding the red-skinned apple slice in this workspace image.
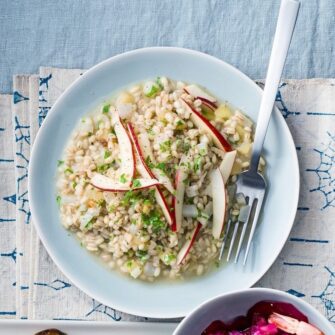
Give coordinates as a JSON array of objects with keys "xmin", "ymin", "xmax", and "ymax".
[
  {"xmin": 176, "ymin": 222, "xmax": 202, "ymax": 265},
  {"xmin": 91, "ymin": 174, "xmax": 160, "ymax": 192},
  {"xmin": 173, "ymin": 168, "xmax": 188, "ymax": 232},
  {"xmin": 137, "ymin": 131, "xmax": 155, "ymax": 162},
  {"xmin": 152, "ymin": 168, "xmax": 175, "ymax": 194},
  {"xmin": 209, "ymin": 168, "xmax": 227, "ymax": 239},
  {"xmin": 111, "ymin": 113, "xmax": 136, "ymax": 186},
  {"xmin": 135, "ymin": 129, "xmax": 175, "ymax": 194},
  {"xmin": 184, "ymin": 84, "xmax": 217, "ymax": 104},
  {"xmin": 199, "ymin": 97, "xmax": 218, "ymax": 110},
  {"xmin": 219, "ymin": 150, "xmax": 237, "ymax": 184},
  {"xmin": 127, "ymin": 123, "xmax": 174, "ymax": 226},
  {"xmin": 181, "ymin": 99, "xmax": 232, "ymax": 152}
]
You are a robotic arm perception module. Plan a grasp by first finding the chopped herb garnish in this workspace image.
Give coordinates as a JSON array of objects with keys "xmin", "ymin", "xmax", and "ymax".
[
  {"xmin": 155, "ymin": 162, "xmax": 166, "ymax": 172},
  {"xmin": 72, "ymin": 181, "xmax": 77, "ymax": 189},
  {"xmin": 111, "ymin": 128, "xmax": 116, "ymax": 135},
  {"xmin": 104, "ymin": 150, "xmax": 111, "ymax": 159},
  {"xmin": 56, "ymin": 195, "xmax": 61, "ymax": 207},
  {"xmin": 119, "ymin": 173, "xmax": 127, "ymax": 184},
  {"xmin": 147, "ymin": 127, "xmax": 154, "ymax": 136},
  {"xmin": 159, "ymin": 140, "xmax": 171, "ymax": 153},
  {"xmin": 136, "ymin": 250, "xmax": 149, "ymax": 261},
  {"xmin": 182, "ymin": 176, "xmax": 189, "ymax": 185},
  {"xmin": 144, "ymin": 81, "xmax": 160, "ymax": 98},
  {"xmin": 145, "ymin": 156, "xmax": 154, "ymax": 169},
  {"xmin": 85, "ymin": 218, "xmax": 95, "ymax": 230},
  {"xmin": 126, "ymin": 260, "xmax": 133, "ymax": 268},
  {"xmin": 64, "ymin": 167, "xmax": 73, "ymax": 174},
  {"xmin": 121, "ymin": 190, "xmax": 140, "ymax": 206},
  {"xmin": 57, "ymin": 160, "xmax": 64, "ymax": 167},
  {"xmin": 102, "ymin": 103, "xmax": 111, "ymax": 114},
  {"xmin": 132, "ymin": 179, "xmax": 142, "ymax": 188},
  {"xmin": 176, "ymin": 120, "xmax": 184, "ymax": 126},
  {"xmin": 183, "ymin": 142, "xmax": 191, "ymax": 153},
  {"xmin": 193, "ymin": 156, "xmax": 202, "ymax": 172},
  {"xmin": 97, "ymin": 163, "xmax": 113, "ymax": 173},
  {"xmin": 155, "ymin": 77, "xmax": 164, "ymax": 90},
  {"xmin": 97, "ymin": 199, "xmax": 106, "ymax": 207},
  {"xmin": 108, "ymin": 205, "xmax": 116, "ymax": 213},
  {"xmin": 148, "ymin": 189, "xmax": 156, "ymax": 202},
  {"xmin": 142, "ymin": 210, "xmax": 166, "ymax": 232},
  {"xmin": 162, "ymin": 253, "xmax": 176, "ymax": 265}
]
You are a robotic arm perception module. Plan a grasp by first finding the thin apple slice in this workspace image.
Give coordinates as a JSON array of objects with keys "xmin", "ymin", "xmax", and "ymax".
[
  {"xmin": 176, "ymin": 222, "xmax": 202, "ymax": 265},
  {"xmin": 219, "ymin": 150, "xmax": 237, "ymax": 184},
  {"xmin": 129, "ymin": 124, "xmax": 176, "ymax": 194},
  {"xmin": 137, "ymin": 131, "xmax": 155, "ymax": 162},
  {"xmin": 209, "ymin": 168, "xmax": 227, "ymax": 239},
  {"xmin": 127, "ymin": 123, "xmax": 155, "ymax": 179},
  {"xmin": 91, "ymin": 174, "xmax": 160, "ymax": 192},
  {"xmin": 128, "ymin": 123, "xmax": 174, "ymax": 226},
  {"xmin": 181, "ymin": 99, "xmax": 232, "ymax": 152},
  {"xmin": 111, "ymin": 113, "xmax": 135, "ymax": 186},
  {"xmin": 173, "ymin": 168, "xmax": 188, "ymax": 232},
  {"xmin": 154, "ymin": 187, "xmax": 174, "ymax": 226},
  {"xmin": 152, "ymin": 168, "xmax": 175, "ymax": 194},
  {"xmin": 184, "ymin": 84, "xmax": 217, "ymax": 104}
]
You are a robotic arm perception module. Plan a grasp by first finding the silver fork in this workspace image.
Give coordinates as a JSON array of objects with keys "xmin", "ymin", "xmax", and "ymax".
[{"xmin": 219, "ymin": 0, "xmax": 300, "ymax": 265}]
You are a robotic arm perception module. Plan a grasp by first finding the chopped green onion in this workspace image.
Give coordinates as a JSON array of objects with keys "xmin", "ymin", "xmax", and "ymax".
[
  {"xmin": 72, "ymin": 181, "xmax": 77, "ymax": 189},
  {"xmin": 143, "ymin": 81, "xmax": 161, "ymax": 98},
  {"xmin": 56, "ymin": 195, "xmax": 61, "ymax": 207},
  {"xmin": 57, "ymin": 160, "xmax": 64, "ymax": 167}
]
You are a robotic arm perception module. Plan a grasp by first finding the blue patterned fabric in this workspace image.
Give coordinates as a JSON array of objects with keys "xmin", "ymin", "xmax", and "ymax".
[{"xmin": 0, "ymin": 0, "xmax": 335, "ymax": 93}]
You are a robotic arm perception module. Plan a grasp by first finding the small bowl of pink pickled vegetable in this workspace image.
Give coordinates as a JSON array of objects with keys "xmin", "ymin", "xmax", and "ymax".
[{"xmin": 173, "ymin": 288, "xmax": 334, "ymax": 335}]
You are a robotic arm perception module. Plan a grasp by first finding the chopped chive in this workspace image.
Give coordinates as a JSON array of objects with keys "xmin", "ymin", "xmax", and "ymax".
[
  {"xmin": 57, "ymin": 160, "xmax": 64, "ymax": 167},
  {"xmin": 72, "ymin": 181, "xmax": 77, "ymax": 189},
  {"xmin": 56, "ymin": 195, "xmax": 61, "ymax": 207}
]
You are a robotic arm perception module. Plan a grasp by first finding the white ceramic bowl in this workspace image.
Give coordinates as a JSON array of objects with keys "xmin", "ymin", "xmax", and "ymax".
[
  {"xmin": 173, "ymin": 288, "xmax": 334, "ymax": 334},
  {"xmin": 29, "ymin": 47, "xmax": 299, "ymax": 318}
]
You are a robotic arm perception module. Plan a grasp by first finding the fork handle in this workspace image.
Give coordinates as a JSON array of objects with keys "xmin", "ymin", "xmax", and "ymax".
[{"xmin": 249, "ymin": 0, "xmax": 300, "ymax": 172}]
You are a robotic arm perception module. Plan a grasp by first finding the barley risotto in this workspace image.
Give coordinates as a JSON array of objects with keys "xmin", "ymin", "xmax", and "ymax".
[{"xmin": 55, "ymin": 77, "xmax": 265, "ymax": 282}]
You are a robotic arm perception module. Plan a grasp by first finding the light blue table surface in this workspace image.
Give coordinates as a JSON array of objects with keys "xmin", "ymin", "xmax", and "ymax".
[{"xmin": 0, "ymin": 0, "xmax": 334, "ymax": 94}]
